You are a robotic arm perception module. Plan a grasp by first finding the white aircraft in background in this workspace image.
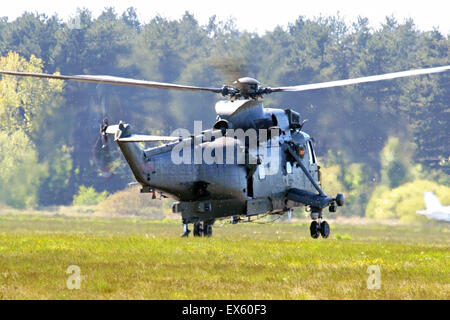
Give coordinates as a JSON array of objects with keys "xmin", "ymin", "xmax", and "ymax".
[{"xmin": 416, "ymin": 192, "xmax": 450, "ymax": 222}]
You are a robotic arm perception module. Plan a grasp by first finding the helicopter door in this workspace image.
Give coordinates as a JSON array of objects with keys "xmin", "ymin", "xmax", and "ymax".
[{"xmin": 247, "ymin": 174, "xmax": 254, "ymax": 198}]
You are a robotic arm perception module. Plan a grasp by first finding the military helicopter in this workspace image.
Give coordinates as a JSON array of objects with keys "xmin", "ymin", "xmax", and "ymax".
[{"xmin": 1, "ymin": 65, "xmax": 449, "ymax": 238}]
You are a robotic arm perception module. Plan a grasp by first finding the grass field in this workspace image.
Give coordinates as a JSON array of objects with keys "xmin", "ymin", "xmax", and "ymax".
[{"xmin": 0, "ymin": 213, "xmax": 448, "ymax": 299}]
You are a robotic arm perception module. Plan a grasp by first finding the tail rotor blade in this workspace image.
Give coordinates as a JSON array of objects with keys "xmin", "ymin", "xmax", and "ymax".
[{"xmin": 100, "ymin": 118, "xmax": 109, "ymax": 148}]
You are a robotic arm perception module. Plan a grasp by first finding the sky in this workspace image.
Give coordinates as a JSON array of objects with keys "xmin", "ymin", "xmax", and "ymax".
[{"xmin": 2, "ymin": 0, "xmax": 449, "ymax": 34}]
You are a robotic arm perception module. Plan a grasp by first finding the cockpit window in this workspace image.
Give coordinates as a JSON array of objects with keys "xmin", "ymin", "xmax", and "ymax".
[
  {"xmin": 307, "ymin": 141, "xmax": 316, "ymax": 164},
  {"xmin": 285, "ymin": 109, "xmax": 301, "ymax": 129}
]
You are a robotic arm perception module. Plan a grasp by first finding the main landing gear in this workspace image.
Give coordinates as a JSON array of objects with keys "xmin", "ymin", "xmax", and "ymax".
[
  {"xmin": 181, "ymin": 223, "xmax": 191, "ymax": 237},
  {"xmin": 309, "ymin": 210, "xmax": 330, "ymax": 239},
  {"xmin": 181, "ymin": 220, "xmax": 213, "ymax": 237}
]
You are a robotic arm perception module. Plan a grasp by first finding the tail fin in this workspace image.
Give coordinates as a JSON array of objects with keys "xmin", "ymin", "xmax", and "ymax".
[{"xmin": 424, "ymin": 191, "xmax": 442, "ymax": 211}]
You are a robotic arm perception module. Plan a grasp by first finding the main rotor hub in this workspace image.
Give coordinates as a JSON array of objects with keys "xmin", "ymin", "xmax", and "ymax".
[
  {"xmin": 221, "ymin": 77, "xmax": 272, "ymax": 100},
  {"xmin": 234, "ymin": 77, "xmax": 260, "ymax": 88}
]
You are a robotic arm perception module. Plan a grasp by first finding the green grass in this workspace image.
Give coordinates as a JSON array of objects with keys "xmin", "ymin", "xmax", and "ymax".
[{"xmin": 0, "ymin": 214, "xmax": 448, "ymax": 299}]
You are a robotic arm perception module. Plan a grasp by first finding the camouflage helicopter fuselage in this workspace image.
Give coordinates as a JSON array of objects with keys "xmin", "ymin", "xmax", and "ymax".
[{"xmin": 110, "ymin": 99, "xmax": 341, "ymax": 226}]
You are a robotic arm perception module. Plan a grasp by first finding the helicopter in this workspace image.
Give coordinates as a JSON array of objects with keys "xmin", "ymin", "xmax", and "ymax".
[{"xmin": 1, "ymin": 65, "xmax": 449, "ymax": 238}]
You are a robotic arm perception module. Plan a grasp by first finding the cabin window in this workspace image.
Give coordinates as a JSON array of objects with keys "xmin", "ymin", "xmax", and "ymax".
[
  {"xmin": 307, "ymin": 141, "xmax": 316, "ymax": 164},
  {"xmin": 258, "ymin": 165, "xmax": 266, "ymax": 179},
  {"xmin": 286, "ymin": 161, "xmax": 292, "ymax": 174}
]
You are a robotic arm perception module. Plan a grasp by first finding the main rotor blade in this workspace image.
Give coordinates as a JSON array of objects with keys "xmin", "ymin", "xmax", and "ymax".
[
  {"xmin": 0, "ymin": 70, "xmax": 223, "ymax": 93},
  {"xmin": 271, "ymin": 66, "xmax": 450, "ymax": 92},
  {"xmin": 116, "ymin": 134, "xmax": 179, "ymax": 142}
]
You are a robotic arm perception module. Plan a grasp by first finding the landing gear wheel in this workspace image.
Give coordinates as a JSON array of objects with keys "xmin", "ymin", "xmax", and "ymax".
[
  {"xmin": 336, "ymin": 193, "xmax": 345, "ymax": 207},
  {"xmin": 203, "ymin": 221, "xmax": 213, "ymax": 237},
  {"xmin": 320, "ymin": 221, "xmax": 330, "ymax": 238},
  {"xmin": 310, "ymin": 221, "xmax": 320, "ymax": 239},
  {"xmin": 329, "ymin": 203, "xmax": 337, "ymax": 212},
  {"xmin": 193, "ymin": 222, "xmax": 203, "ymax": 237}
]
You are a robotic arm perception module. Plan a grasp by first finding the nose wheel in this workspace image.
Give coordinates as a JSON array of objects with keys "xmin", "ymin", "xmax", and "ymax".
[
  {"xmin": 320, "ymin": 221, "xmax": 330, "ymax": 238},
  {"xmin": 310, "ymin": 221, "xmax": 320, "ymax": 238},
  {"xmin": 309, "ymin": 211, "xmax": 330, "ymax": 239}
]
